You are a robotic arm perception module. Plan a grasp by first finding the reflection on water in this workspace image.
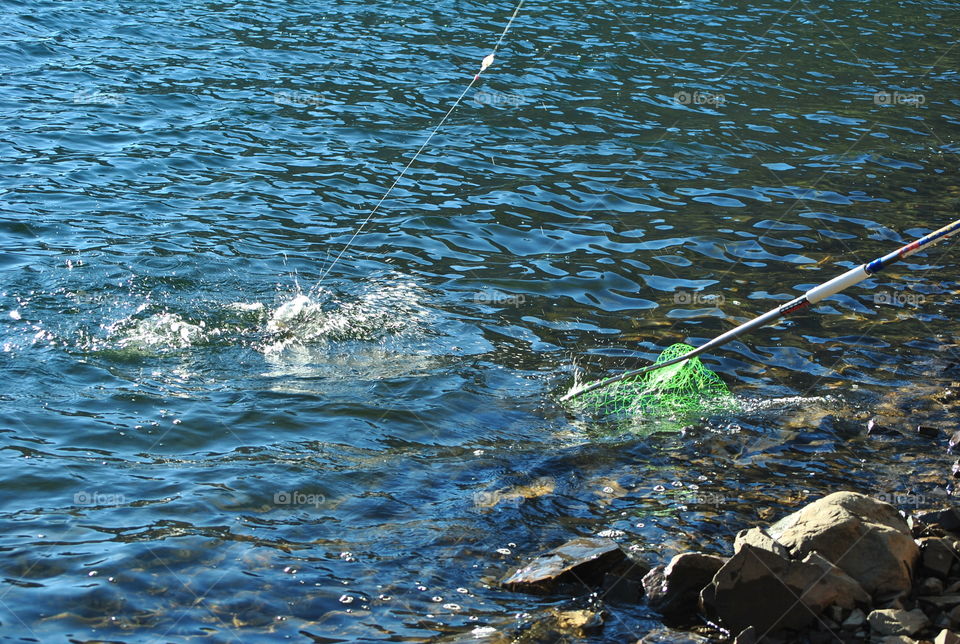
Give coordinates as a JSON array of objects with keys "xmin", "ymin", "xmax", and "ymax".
[{"xmin": 1, "ymin": 0, "xmax": 959, "ymax": 639}]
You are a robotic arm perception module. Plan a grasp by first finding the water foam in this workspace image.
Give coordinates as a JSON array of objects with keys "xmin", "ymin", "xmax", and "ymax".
[
  {"xmin": 260, "ymin": 280, "xmax": 428, "ymax": 356},
  {"xmin": 106, "ymin": 311, "xmax": 208, "ymax": 354}
]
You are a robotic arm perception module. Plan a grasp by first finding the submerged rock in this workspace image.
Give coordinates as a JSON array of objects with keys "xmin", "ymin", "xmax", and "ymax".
[
  {"xmin": 550, "ymin": 609, "xmax": 603, "ymax": 636},
  {"xmin": 642, "ymin": 552, "xmax": 726, "ymax": 624},
  {"xmin": 501, "ymin": 537, "xmax": 645, "ymax": 594},
  {"xmin": 765, "ymin": 491, "xmax": 918, "ymax": 596},
  {"xmin": 460, "ymin": 607, "xmax": 604, "ymax": 643},
  {"xmin": 868, "ymin": 418, "xmax": 898, "ymax": 436}
]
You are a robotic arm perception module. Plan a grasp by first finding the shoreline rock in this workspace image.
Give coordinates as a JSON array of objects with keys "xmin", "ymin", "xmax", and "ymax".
[
  {"xmin": 642, "ymin": 552, "xmax": 726, "ymax": 624},
  {"xmin": 499, "ymin": 492, "xmax": 960, "ymax": 642}
]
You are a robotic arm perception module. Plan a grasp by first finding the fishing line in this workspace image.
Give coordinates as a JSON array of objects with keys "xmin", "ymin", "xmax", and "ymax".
[{"xmin": 317, "ymin": 0, "xmax": 525, "ymax": 284}]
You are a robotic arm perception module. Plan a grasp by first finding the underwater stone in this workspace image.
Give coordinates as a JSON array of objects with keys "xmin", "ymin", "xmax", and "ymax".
[
  {"xmin": 501, "ymin": 537, "xmax": 644, "ymax": 594},
  {"xmin": 868, "ymin": 418, "xmax": 898, "ymax": 436}
]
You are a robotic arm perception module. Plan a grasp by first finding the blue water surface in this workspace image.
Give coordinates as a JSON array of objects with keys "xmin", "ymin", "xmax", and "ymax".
[{"xmin": 2, "ymin": 0, "xmax": 959, "ymax": 639}]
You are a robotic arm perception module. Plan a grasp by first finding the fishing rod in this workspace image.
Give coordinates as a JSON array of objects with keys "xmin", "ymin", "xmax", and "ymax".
[{"xmin": 561, "ymin": 218, "xmax": 960, "ymax": 402}]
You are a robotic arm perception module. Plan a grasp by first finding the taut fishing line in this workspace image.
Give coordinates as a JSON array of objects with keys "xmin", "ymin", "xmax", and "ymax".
[
  {"xmin": 316, "ymin": 0, "xmax": 525, "ymax": 284},
  {"xmin": 303, "ymin": 1, "xmax": 768, "ymax": 421}
]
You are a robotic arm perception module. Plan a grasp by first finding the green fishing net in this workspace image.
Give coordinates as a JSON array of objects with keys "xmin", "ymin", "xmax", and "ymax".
[{"xmin": 572, "ymin": 343, "xmax": 737, "ymax": 418}]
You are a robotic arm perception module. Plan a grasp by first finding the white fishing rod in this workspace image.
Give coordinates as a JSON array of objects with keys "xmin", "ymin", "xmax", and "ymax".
[{"xmin": 562, "ymin": 218, "xmax": 960, "ymax": 402}]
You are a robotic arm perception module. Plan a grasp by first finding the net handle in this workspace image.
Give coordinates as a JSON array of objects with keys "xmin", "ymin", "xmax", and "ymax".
[{"xmin": 561, "ymin": 218, "xmax": 960, "ymax": 402}]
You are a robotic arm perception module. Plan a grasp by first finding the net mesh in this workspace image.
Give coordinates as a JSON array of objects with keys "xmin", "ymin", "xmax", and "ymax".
[{"xmin": 571, "ymin": 343, "xmax": 736, "ymax": 418}]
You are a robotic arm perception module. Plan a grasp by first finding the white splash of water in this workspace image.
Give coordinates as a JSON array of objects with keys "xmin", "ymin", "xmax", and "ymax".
[
  {"xmin": 107, "ymin": 312, "xmax": 207, "ymax": 353},
  {"xmin": 736, "ymin": 395, "xmax": 837, "ymax": 414},
  {"xmin": 261, "ymin": 280, "xmax": 429, "ymax": 357}
]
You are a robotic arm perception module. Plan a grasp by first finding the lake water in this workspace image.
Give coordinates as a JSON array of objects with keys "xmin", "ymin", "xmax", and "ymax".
[{"xmin": 2, "ymin": 0, "xmax": 959, "ymax": 640}]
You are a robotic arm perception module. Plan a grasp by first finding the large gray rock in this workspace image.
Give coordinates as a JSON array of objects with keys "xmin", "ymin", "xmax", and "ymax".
[
  {"xmin": 642, "ymin": 552, "xmax": 726, "ymax": 623},
  {"xmin": 766, "ymin": 491, "xmax": 919, "ymax": 596},
  {"xmin": 699, "ymin": 544, "xmax": 869, "ymax": 634}
]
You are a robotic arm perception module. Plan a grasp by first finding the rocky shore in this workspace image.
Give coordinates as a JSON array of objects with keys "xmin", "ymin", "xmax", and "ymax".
[{"xmin": 487, "ymin": 492, "xmax": 960, "ymax": 643}]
